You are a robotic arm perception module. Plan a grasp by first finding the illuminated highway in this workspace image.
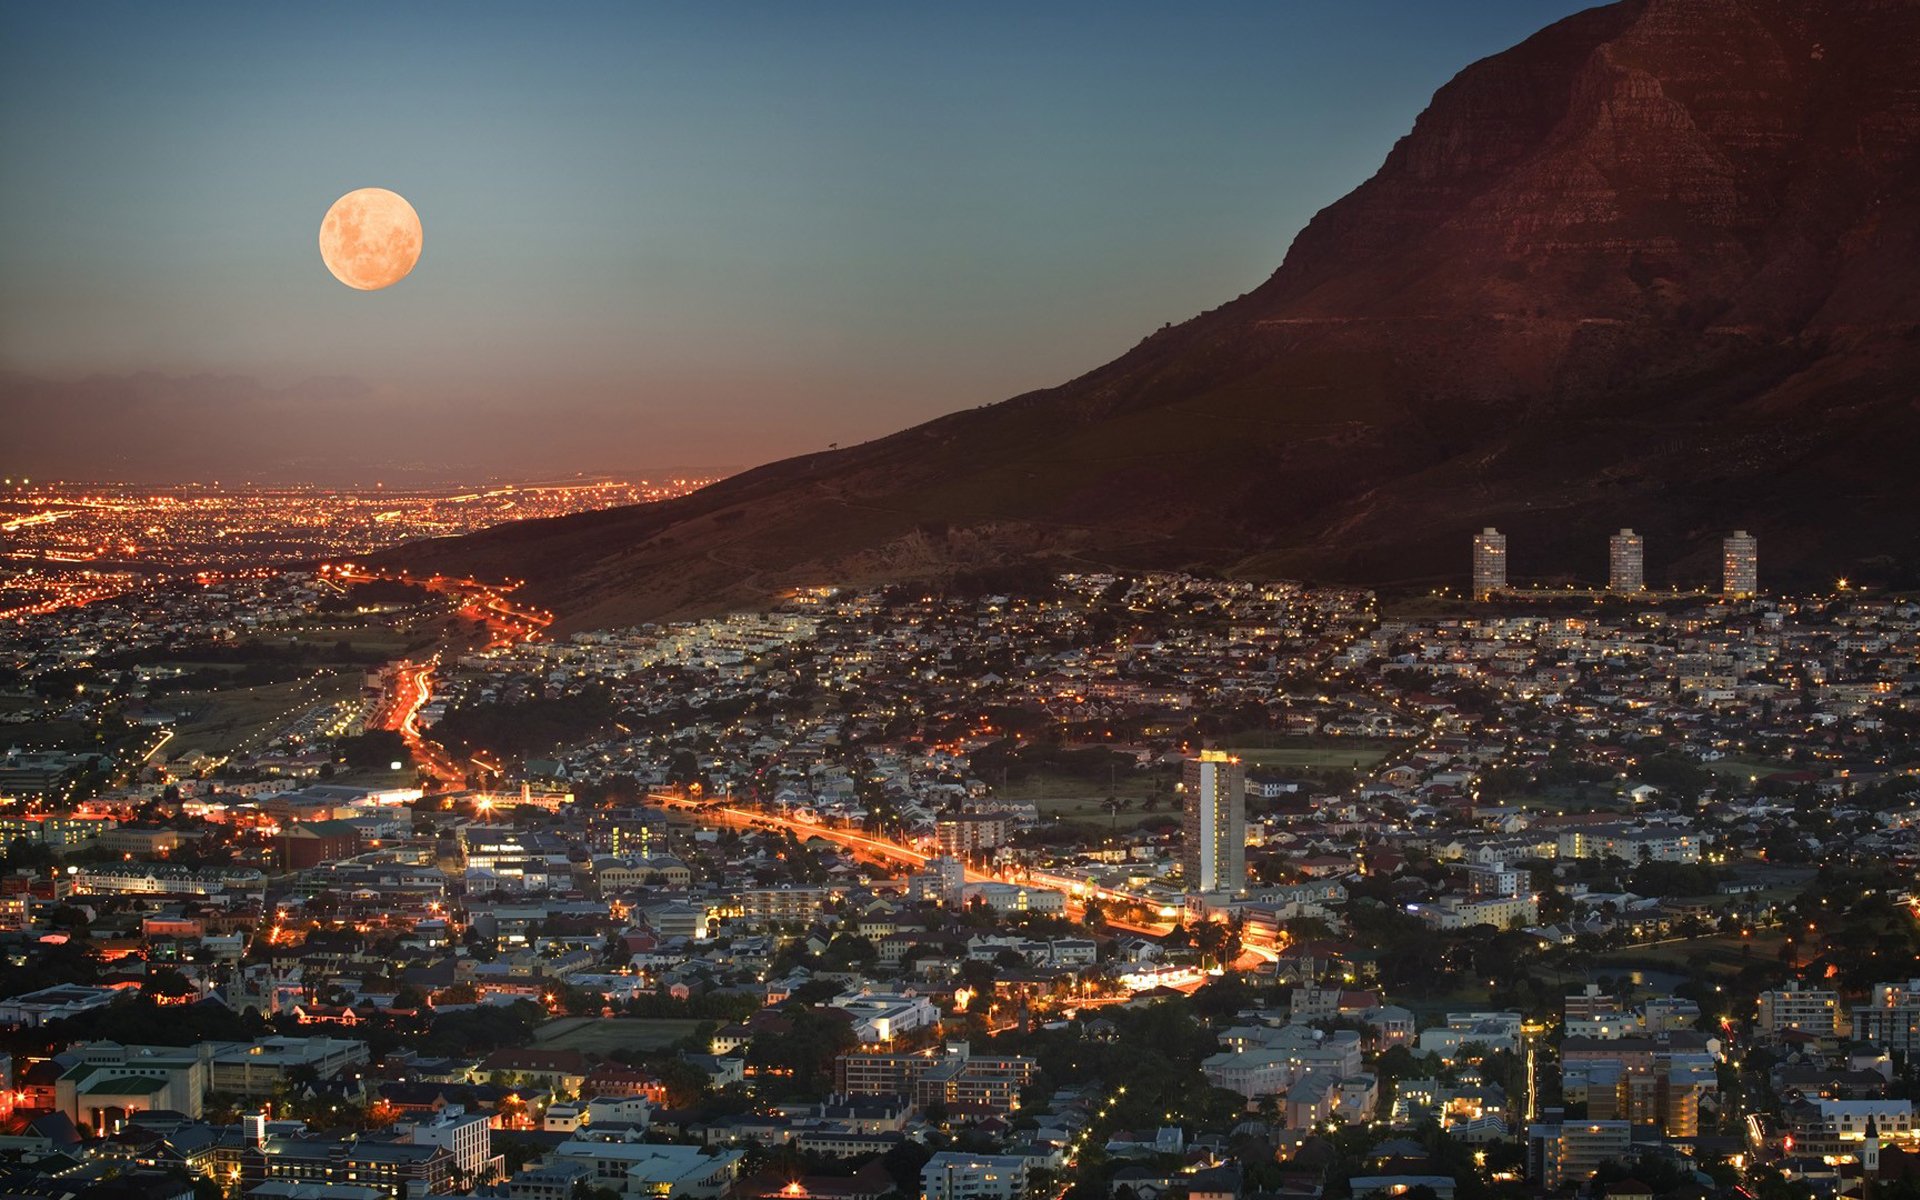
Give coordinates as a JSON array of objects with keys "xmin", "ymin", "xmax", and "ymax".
[
  {"xmin": 336, "ymin": 565, "xmax": 553, "ymax": 790},
  {"xmin": 650, "ymin": 792, "xmax": 1217, "ymax": 943}
]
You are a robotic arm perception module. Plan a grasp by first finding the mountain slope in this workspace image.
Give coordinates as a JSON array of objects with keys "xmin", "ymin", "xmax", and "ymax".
[{"xmin": 385, "ymin": 0, "xmax": 1920, "ymax": 627}]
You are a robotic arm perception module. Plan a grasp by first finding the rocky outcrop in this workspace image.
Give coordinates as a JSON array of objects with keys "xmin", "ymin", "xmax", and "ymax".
[{"xmin": 386, "ymin": 0, "xmax": 1920, "ymax": 626}]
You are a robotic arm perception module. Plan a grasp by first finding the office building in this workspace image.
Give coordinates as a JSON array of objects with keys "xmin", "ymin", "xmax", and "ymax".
[
  {"xmin": 0, "ymin": 814, "xmax": 115, "ymax": 849},
  {"xmin": 1608, "ymin": 529, "xmax": 1645, "ymax": 592},
  {"xmin": 1472, "ymin": 528, "xmax": 1508, "ymax": 600},
  {"xmin": 246, "ymin": 1136, "xmax": 454, "ymax": 1199},
  {"xmin": 549, "ymin": 1141, "xmax": 742, "ymax": 1200},
  {"xmin": 57, "ymin": 1044, "xmax": 211, "ymax": 1130},
  {"xmin": 1723, "ymin": 530, "xmax": 1758, "ymax": 597},
  {"xmin": 405, "ymin": 1104, "xmax": 494, "ymax": 1180},
  {"xmin": 1182, "ymin": 751, "xmax": 1246, "ymax": 895},
  {"xmin": 209, "ymin": 1036, "xmax": 372, "ymax": 1097},
  {"xmin": 0, "ymin": 984, "xmax": 120, "ymax": 1027}
]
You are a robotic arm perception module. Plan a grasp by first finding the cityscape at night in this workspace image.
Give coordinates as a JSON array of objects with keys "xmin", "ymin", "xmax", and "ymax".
[
  {"xmin": 4, "ymin": 6, "xmax": 1920, "ymax": 1200},
  {"xmin": 0, "ymin": 478, "xmax": 711, "ymax": 622}
]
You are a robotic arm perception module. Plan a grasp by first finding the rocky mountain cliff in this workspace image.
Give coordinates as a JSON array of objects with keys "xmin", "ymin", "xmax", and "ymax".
[{"xmin": 385, "ymin": 0, "xmax": 1920, "ymax": 628}]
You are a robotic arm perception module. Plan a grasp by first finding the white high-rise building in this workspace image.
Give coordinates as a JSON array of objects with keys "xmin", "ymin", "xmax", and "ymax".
[
  {"xmin": 1472, "ymin": 527, "xmax": 1508, "ymax": 600},
  {"xmin": 1723, "ymin": 530, "xmax": 1758, "ymax": 597},
  {"xmin": 1608, "ymin": 528, "xmax": 1645, "ymax": 592},
  {"xmin": 407, "ymin": 1104, "xmax": 492, "ymax": 1179},
  {"xmin": 1182, "ymin": 751, "xmax": 1246, "ymax": 895}
]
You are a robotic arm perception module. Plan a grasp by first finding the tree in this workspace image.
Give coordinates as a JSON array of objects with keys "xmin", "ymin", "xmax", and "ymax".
[
  {"xmin": 647, "ymin": 1057, "xmax": 713, "ymax": 1108},
  {"xmin": 747, "ymin": 1004, "xmax": 857, "ymax": 1098},
  {"xmin": 336, "ymin": 730, "xmax": 410, "ymax": 771},
  {"xmin": 141, "ymin": 967, "xmax": 196, "ymax": 1000},
  {"xmin": 393, "ymin": 983, "xmax": 430, "ymax": 1010},
  {"xmin": 881, "ymin": 1138, "xmax": 933, "ymax": 1194},
  {"xmin": 823, "ymin": 934, "xmax": 878, "ymax": 968},
  {"xmin": 1083, "ymin": 899, "xmax": 1108, "ymax": 932},
  {"xmin": 494, "ymin": 1135, "xmax": 545, "ymax": 1176}
]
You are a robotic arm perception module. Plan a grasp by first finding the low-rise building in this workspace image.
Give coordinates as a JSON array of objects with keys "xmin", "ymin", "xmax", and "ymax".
[{"xmin": 921, "ymin": 1153, "xmax": 1028, "ymax": 1200}]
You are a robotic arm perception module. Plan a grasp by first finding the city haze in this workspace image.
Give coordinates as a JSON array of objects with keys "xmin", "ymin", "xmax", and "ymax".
[{"xmin": 1, "ymin": 1, "xmax": 1590, "ymax": 482}]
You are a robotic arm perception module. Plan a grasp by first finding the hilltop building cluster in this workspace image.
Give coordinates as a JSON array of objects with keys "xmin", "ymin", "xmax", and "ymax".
[{"xmin": 1472, "ymin": 529, "xmax": 1762, "ymax": 601}]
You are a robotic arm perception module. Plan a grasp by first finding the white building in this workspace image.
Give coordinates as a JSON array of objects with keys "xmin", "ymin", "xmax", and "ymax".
[
  {"xmin": 1723, "ymin": 531, "xmax": 1758, "ymax": 597},
  {"xmin": 0, "ymin": 984, "xmax": 120, "ymax": 1027},
  {"xmin": 1856, "ymin": 981, "xmax": 1920, "ymax": 1055},
  {"xmin": 960, "ymin": 882, "xmax": 1065, "ymax": 914},
  {"xmin": 551, "ymin": 1139, "xmax": 744, "ymax": 1200},
  {"xmin": 1817, "ymin": 1099, "xmax": 1914, "ymax": 1139},
  {"xmin": 407, "ymin": 1104, "xmax": 493, "ymax": 1180},
  {"xmin": 921, "ymin": 1153, "xmax": 1029, "ymax": 1200},
  {"xmin": 1555, "ymin": 827, "xmax": 1700, "ymax": 864},
  {"xmin": 1757, "ymin": 982, "xmax": 1845, "ymax": 1040},
  {"xmin": 208, "ymin": 1037, "xmax": 371, "ymax": 1097},
  {"xmin": 1406, "ymin": 894, "xmax": 1539, "ymax": 931},
  {"xmin": 1201, "ymin": 1049, "xmax": 1295, "ymax": 1098},
  {"xmin": 1608, "ymin": 529, "xmax": 1645, "ymax": 593},
  {"xmin": 1473, "ymin": 528, "xmax": 1508, "ymax": 600},
  {"xmin": 831, "ymin": 992, "xmax": 940, "ymax": 1043},
  {"xmin": 1182, "ymin": 752, "xmax": 1245, "ymax": 894}
]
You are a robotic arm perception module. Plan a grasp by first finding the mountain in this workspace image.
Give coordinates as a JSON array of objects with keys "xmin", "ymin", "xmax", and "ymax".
[{"xmin": 384, "ymin": 0, "xmax": 1920, "ymax": 628}]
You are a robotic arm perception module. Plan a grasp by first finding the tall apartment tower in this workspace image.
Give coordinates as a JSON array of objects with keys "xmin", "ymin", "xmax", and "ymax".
[
  {"xmin": 1182, "ymin": 751, "xmax": 1246, "ymax": 895},
  {"xmin": 1472, "ymin": 527, "xmax": 1508, "ymax": 600},
  {"xmin": 1608, "ymin": 528, "xmax": 1646, "ymax": 592},
  {"xmin": 1723, "ymin": 530, "xmax": 1758, "ymax": 597}
]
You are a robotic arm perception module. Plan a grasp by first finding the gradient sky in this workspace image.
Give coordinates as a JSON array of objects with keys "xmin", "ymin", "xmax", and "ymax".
[{"xmin": 0, "ymin": 1, "xmax": 1596, "ymax": 482}]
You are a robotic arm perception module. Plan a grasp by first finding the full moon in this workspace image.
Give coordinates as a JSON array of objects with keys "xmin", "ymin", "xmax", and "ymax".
[{"xmin": 318, "ymin": 187, "xmax": 422, "ymax": 291}]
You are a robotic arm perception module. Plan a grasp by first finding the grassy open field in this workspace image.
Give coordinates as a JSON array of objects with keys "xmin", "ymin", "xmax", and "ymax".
[
  {"xmin": 1702, "ymin": 756, "xmax": 1791, "ymax": 780},
  {"xmin": 1218, "ymin": 742, "xmax": 1395, "ymax": 772},
  {"xmin": 1531, "ymin": 787, "xmax": 1634, "ymax": 814},
  {"xmin": 263, "ymin": 623, "xmax": 426, "ymax": 656},
  {"xmin": 533, "ymin": 1017, "xmax": 704, "ymax": 1054},
  {"xmin": 1398, "ymin": 985, "xmax": 1505, "ymax": 1020},
  {"xmin": 1597, "ymin": 929, "xmax": 1789, "ymax": 981},
  {"xmin": 996, "ymin": 769, "xmax": 1176, "ymax": 828},
  {"xmin": 329, "ymin": 766, "xmax": 423, "ymax": 789},
  {"xmin": 996, "ymin": 740, "xmax": 1393, "ymax": 827},
  {"xmin": 166, "ymin": 670, "xmax": 366, "ymax": 759},
  {"xmin": 0, "ymin": 718, "xmax": 111, "ymax": 750}
]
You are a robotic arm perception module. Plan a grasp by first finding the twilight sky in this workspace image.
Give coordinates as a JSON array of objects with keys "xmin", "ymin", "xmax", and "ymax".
[{"xmin": 0, "ymin": 1, "xmax": 1594, "ymax": 483}]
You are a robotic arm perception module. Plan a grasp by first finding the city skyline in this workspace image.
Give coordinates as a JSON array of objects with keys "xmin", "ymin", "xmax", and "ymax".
[{"xmin": 0, "ymin": 6, "xmax": 1916, "ymax": 1200}]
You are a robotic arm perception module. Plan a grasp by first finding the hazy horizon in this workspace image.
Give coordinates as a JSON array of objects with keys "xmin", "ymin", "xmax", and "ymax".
[{"xmin": 2, "ymin": 1, "xmax": 1595, "ymax": 484}]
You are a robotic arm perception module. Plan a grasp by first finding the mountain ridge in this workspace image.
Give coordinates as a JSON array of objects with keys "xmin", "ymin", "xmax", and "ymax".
[{"xmin": 382, "ymin": 0, "xmax": 1920, "ymax": 628}]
